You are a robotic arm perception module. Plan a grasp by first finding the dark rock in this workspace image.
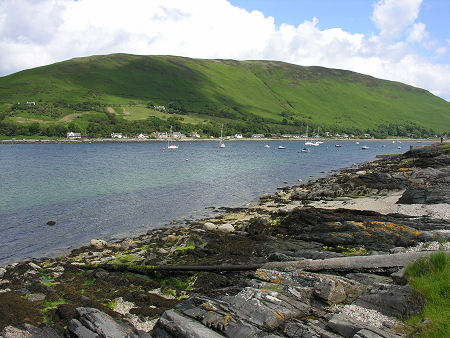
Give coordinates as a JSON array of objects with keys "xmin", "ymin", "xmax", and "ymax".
[
  {"xmin": 327, "ymin": 316, "xmax": 361, "ymax": 337},
  {"xmin": 67, "ymin": 319, "xmax": 100, "ymax": 338},
  {"xmin": 46, "ymin": 221, "xmax": 56, "ymax": 226},
  {"xmin": 56, "ymin": 304, "xmax": 77, "ymax": 321},
  {"xmin": 152, "ymin": 309, "xmax": 224, "ymax": 338},
  {"xmin": 355, "ymin": 284, "xmax": 423, "ymax": 317},
  {"xmin": 72, "ymin": 307, "xmax": 141, "ymax": 337},
  {"xmin": 247, "ymin": 217, "xmax": 271, "ymax": 240}
]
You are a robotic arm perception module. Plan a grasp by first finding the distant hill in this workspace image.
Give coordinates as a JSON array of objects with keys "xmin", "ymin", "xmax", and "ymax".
[{"xmin": 0, "ymin": 54, "xmax": 449, "ymax": 138}]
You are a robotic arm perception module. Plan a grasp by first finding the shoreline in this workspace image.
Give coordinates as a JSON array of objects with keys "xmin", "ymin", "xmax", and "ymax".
[
  {"xmin": 0, "ymin": 143, "xmax": 449, "ymax": 336},
  {"xmin": 0, "ymin": 137, "xmax": 439, "ymax": 145}
]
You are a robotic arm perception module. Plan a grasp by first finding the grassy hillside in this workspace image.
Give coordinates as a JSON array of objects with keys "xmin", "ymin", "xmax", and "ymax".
[{"xmin": 0, "ymin": 54, "xmax": 449, "ymax": 137}]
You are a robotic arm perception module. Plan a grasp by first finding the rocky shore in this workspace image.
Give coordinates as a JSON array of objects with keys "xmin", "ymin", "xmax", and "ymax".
[{"xmin": 0, "ymin": 143, "xmax": 449, "ymax": 337}]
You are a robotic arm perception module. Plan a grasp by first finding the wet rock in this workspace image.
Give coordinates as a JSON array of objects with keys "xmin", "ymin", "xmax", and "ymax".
[
  {"xmin": 46, "ymin": 221, "xmax": 56, "ymax": 226},
  {"xmin": 217, "ymin": 223, "xmax": 234, "ymax": 233},
  {"xmin": 0, "ymin": 267, "xmax": 6, "ymax": 278},
  {"xmin": 90, "ymin": 239, "xmax": 107, "ymax": 249}
]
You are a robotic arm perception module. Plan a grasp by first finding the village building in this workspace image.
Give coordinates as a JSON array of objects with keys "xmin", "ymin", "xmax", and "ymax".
[
  {"xmin": 111, "ymin": 133, "xmax": 123, "ymax": 139},
  {"xmin": 135, "ymin": 133, "xmax": 149, "ymax": 139},
  {"xmin": 156, "ymin": 132, "xmax": 168, "ymax": 138},
  {"xmin": 234, "ymin": 134, "xmax": 243, "ymax": 139},
  {"xmin": 252, "ymin": 134, "xmax": 265, "ymax": 138},
  {"xmin": 67, "ymin": 132, "xmax": 81, "ymax": 139}
]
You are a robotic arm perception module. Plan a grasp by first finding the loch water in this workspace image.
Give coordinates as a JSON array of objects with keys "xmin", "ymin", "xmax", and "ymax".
[{"xmin": 0, "ymin": 140, "xmax": 427, "ymax": 265}]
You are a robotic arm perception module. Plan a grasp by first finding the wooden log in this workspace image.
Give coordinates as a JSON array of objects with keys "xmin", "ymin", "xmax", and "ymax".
[{"xmin": 262, "ymin": 251, "xmax": 449, "ymax": 272}]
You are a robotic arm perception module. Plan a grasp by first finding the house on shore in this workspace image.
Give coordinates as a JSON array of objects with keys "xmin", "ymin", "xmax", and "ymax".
[
  {"xmin": 67, "ymin": 132, "xmax": 81, "ymax": 139},
  {"xmin": 190, "ymin": 132, "xmax": 201, "ymax": 138},
  {"xmin": 111, "ymin": 133, "xmax": 123, "ymax": 139},
  {"xmin": 234, "ymin": 134, "xmax": 243, "ymax": 139},
  {"xmin": 136, "ymin": 133, "xmax": 149, "ymax": 139},
  {"xmin": 156, "ymin": 132, "xmax": 168, "ymax": 139},
  {"xmin": 252, "ymin": 134, "xmax": 265, "ymax": 138}
]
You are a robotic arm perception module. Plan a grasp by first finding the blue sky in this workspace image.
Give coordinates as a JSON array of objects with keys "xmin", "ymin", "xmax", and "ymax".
[
  {"xmin": 229, "ymin": 0, "xmax": 449, "ymax": 64},
  {"xmin": 0, "ymin": 0, "xmax": 449, "ymax": 101}
]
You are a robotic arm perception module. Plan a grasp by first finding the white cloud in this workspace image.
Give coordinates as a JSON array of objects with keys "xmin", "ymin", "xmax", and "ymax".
[
  {"xmin": 371, "ymin": 0, "xmax": 422, "ymax": 40},
  {"xmin": 0, "ymin": 0, "xmax": 449, "ymax": 101},
  {"xmin": 407, "ymin": 22, "xmax": 427, "ymax": 43}
]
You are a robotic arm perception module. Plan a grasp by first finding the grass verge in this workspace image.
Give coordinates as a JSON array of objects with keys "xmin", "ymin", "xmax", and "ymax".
[{"xmin": 404, "ymin": 252, "xmax": 450, "ymax": 337}]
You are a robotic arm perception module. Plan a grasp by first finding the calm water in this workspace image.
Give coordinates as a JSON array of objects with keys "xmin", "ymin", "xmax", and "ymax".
[{"xmin": 0, "ymin": 140, "xmax": 426, "ymax": 265}]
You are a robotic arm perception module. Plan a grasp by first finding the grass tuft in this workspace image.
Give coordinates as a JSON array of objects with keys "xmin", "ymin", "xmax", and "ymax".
[{"xmin": 404, "ymin": 252, "xmax": 450, "ymax": 337}]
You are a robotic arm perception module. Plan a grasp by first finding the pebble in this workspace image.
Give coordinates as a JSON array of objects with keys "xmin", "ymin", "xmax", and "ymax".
[
  {"xmin": 0, "ymin": 267, "xmax": 6, "ymax": 278},
  {"xmin": 166, "ymin": 235, "xmax": 177, "ymax": 242},
  {"xmin": 339, "ymin": 304, "xmax": 401, "ymax": 329}
]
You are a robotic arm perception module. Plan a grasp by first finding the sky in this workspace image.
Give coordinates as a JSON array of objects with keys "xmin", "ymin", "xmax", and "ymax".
[{"xmin": 0, "ymin": 0, "xmax": 449, "ymax": 101}]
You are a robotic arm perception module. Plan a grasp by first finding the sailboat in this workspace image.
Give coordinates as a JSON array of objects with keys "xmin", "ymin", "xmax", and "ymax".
[
  {"xmin": 219, "ymin": 124, "xmax": 225, "ymax": 148},
  {"xmin": 167, "ymin": 126, "xmax": 178, "ymax": 149}
]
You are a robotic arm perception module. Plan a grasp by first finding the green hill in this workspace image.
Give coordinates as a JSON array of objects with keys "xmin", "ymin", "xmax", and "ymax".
[{"xmin": 0, "ymin": 53, "xmax": 449, "ymax": 138}]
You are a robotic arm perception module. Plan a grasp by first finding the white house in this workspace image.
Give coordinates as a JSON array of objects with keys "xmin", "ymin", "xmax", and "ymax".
[
  {"xmin": 157, "ymin": 132, "xmax": 168, "ymax": 138},
  {"xmin": 190, "ymin": 132, "xmax": 201, "ymax": 138},
  {"xmin": 26, "ymin": 101, "xmax": 36, "ymax": 106},
  {"xmin": 172, "ymin": 132, "xmax": 185, "ymax": 138},
  {"xmin": 136, "ymin": 133, "xmax": 149, "ymax": 139},
  {"xmin": 154, "ymin": 105, "xmax": 166, "ymax": 111},
  {"xmin": 67, "ymin": 132, "xmax": 81, "ymax": 139},
  {"xmin": 252, "ymin": 134, "xmax": 265, "ymax": 138},
  {"xmin": 234, "ymin": 134, "xmax": 243, "ymax": 139},
  {"xmin": 111, "ymin": 133, "xmax": 123, "ymax": 139}
]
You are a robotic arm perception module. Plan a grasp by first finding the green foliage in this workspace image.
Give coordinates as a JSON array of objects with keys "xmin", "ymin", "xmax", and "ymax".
[
  {"xmin": 0, "ymin": 54, "xmax": 449, "ymax": 137},
  {"xmin": 404, "ymin": 252, "xmax": 450, "ymax": 337}
]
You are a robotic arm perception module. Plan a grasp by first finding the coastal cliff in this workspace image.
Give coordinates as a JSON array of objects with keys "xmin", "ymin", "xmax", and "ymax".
[{"xmin": 0, "ymin": 143, "xmax": 449, "ymax": 337}]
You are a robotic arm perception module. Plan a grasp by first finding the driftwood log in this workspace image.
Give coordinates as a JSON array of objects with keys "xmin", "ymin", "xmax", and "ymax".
[{"xmin": 76, "ymin": 251, "xmax": 447, "ymax": 274}]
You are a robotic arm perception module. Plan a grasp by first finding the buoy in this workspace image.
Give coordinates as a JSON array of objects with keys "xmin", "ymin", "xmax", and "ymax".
[
  {"xmin": 162, "ymin": 147, "xmax": 166, "ymax": 150},
  {"xmin": 185, "ymin": 158, "xmax": 189, "ymax": 161}
]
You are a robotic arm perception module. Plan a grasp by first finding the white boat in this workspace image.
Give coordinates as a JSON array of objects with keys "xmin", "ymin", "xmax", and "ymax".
[
  {"xmin": 361, "ymin": 145, "xmax": 369, "ymax": 150},
  {"xmin": 264, "ymin": 144, "xmax": 270, "ymax": 148},
  {"xmin": 167, "ymin": 126, "xmax": 178, "ymax": 149},
  {"xmin": 305, "ymin": 141, "xmax": 320, "ymax": 146},
  {"xmin": 219, "ymin": 124, "xmax": 225, "ymax": 148},
  {"xmin": 301, "ymin": 148, "xmax": 310, "ymax": 152},
  {"xmin": 397, "ymin": 146, "xmax": 402, "ymax": 149},
  {"xmin": 278, "ymin": 145, "xmax": 286, "ymax": 149},
  {"xmin": 335, "ymin": 144, "xmax": 342, "ymax": 147},
  {"xmin": 356, "ymin": 141, "xmax": 360, "ymax": 145}
]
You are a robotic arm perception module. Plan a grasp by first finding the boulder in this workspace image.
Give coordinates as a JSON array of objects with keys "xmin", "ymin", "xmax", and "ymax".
[
  {"xmin": 217, "ymin": 224, "xmax": 235, "ymax": 233},
  {"xmin": 355, "ymin": 284, "xmax": 423, "ymax": 317},
  {"xmin": 314, "ymin": 279, "xmax": 347, "ymax": 305},
  {"xmin": 203, "ymin": 222, "xmax": 217, "ymax": 231},
  {"xmin": 90, "ymin": 239, "xmax": 107, "ymax": 249}
]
